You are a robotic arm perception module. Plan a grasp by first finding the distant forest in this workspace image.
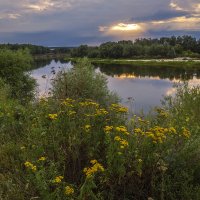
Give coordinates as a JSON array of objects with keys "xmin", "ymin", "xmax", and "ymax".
[{"xmin": 1, "ymin": 35, "xmax": 200, "ymax": 58}]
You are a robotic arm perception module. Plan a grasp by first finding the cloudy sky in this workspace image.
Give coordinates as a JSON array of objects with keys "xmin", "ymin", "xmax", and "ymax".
[{"xmin": 0, "ymin": 0, "xmax": 200, "ymax": 46}]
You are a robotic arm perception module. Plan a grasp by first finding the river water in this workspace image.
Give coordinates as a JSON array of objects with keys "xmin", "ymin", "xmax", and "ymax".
[{"xmin": 31, "ymin": 59, "xmax": 200, "ymax": 113}]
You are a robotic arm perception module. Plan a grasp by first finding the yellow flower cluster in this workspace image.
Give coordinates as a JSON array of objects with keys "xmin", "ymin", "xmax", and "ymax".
[
  {"xmin": 79, "ymin": 100, "xmax": 99, "ymax": 107},
  {"xmin": 85, "ymin": 125, "xmax": 91, "ymax": 132},
  {"xmin": 83, "ymin": 160, "xmax": 104, "ymax": 178},
  {"xmin": 62, "ymin": 98, "xmax": 75, "ymax": 107},
  {"xmin": 114, "ymin": 136, "xmax": 129, "ymax": 149},
  {"xmin": 110, "ymin": 104, "xmax": 128, "ymax": 113},
  {"xmin": 104, "ymin": 126, "xmax": 113, "ymax": 134},
  {"xmin": 95, "ymin": 108, "xmax": 108, "ymax": 116},
  {"xmin": 48, "ymin": 114, "xmax": 58, "ymax": 120},
  {"xmin": 182, "ymin": 127, "xmax": 191, "ymax": 138},
  {"xmin": 38, "ymin": 156, "xmax": 46, "ymax": 161},
  {"xmin": 135, "ymin": 126, "xmax": 177, "ymax": 144},
  {"xmin": 115, "ymin": 126, "xmax": 130, "ymax": 135},
  {"xmin": 24, "ymin": 161, "xmax": 37, "ymax": 172},
  {"xmin": 53, "ymin": 176, "xmax": 64, "ymax": 183},
  {"xmin": 65, "ymin": 186, "xmax": 74, "ymax": 196}
]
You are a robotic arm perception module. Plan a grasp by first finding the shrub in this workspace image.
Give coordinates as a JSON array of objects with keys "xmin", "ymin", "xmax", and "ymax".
[
  {"xmin": 51, "ymin": 58, "xmax": 119, "ymax": 106},
  {"xmin": 0, "ymin": 49, "xmax": 36, "ymax": 103}
]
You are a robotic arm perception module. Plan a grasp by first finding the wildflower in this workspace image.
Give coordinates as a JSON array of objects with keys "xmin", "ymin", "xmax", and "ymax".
[
  {"xmin": 116, "ymin": 126, "xmax": 130, "ymax": 135},
  {"xmin": 62, "ymin": 98, "xmax": 75, "ymax": 107},
  {"xmin": 48, "ymin": 114, "xmax": 58, "ymax": 120},
  {"xmin": 138, "ymin": 159, "xmax": 143, "ymax": 163},
  {"xmin": 83, "ymin": 160, "xmax": 104, "ymax": 178},
  {"xmin": 110, "ymin": 104, "xmax": 128, "ymax": 113},
  {"xmin": 95, "ymin": 108, "xmax": 108, "ymax": 116},
  {"xmin": 65, "ymin": 186, "xmax": 74, "ymax": 196},
  {"xmin": 134, "ymin": 128, "xmax": 143, "ymax": 134},
  {"xmin": 182, "ymin": 127, "xmax": 191, "ymax": 138},
  {"xmin": 104, "ymin": 126, "xmax": 113, "ymax": 134},
  {"xmin": 53, "ymin": 176, "xmax": 64, "ymax": 183},
  {"xmin": 114, "ymin": 136, "xmax": 121, "ymax": 141},
  {"xmin": 114, "ymin": 136, "xmax": 129, "ymax": 148},
  {"xmin": 24, "ymin": 161, "xmax": 37, "ymax": 172},
  {"xmin": 20, "ymin": 146, "xmax": 26, "ymax": 150},
  {"xmin": 38, "ymin": 156, "xmax": 46, "ymax": 161},
  {"xmin": 90, "ymin": 160, "xmax": 98, "ymax": 165},
  {"xmin": 85, "ymin": 125, "xmax": 91, "ymax": 132}
]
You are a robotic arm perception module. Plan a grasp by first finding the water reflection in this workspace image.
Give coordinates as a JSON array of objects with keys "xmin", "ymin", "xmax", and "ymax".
[
  {"xmin": 31, "ymin": 60, "xmax": 200, "ymax": 113},
  {"xmin": 31, "ymin": 59, "xmax": 72, "ymax": 96},
  {"xmin": 97, "ymin": 64, "xmax": 200, "ymax": 81}
]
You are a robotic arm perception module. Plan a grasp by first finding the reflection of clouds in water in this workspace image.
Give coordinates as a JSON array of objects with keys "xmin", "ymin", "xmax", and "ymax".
[
  {"xmin": 31, "ymin": 60, "xmax": 72, "ymax": 96},
  {"xmin": 107, "ymin": 76, "xmax": 173, "ymax": 113},
  {"xmin": 165, "ymin": 78, "xmax": 200, "ymax": 96},
  {"xmin": 32, "ymin": 61, "xmax": 200, "ymax": 113}
]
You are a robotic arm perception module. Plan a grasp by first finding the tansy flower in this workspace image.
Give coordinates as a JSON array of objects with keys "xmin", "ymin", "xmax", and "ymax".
[
  {"xmin": 65, "ymin": 186, "xmax": 74, "ymax": 195},
  {"xmin": 53, "ymin": 176, "xmax": 64, "ymax": 183},
  {"xmin": 24, "ymin": 161, "xmax": 37, "ymax": 172},
  {"xmin": 48, "ymin": 114, "xmax": 58, "ymax": 120},
  {"xmin": 38, "ymin": 156, "xmax": 46, "ymax": 161}
]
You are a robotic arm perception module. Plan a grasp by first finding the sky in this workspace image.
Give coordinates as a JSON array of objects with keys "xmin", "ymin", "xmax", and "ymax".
[{"xmin": 0, "ymin": 0, "xmax": 200, "ymax": 46}]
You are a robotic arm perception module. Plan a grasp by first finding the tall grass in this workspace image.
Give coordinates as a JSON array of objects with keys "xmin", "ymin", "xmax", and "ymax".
[{"xmin": 0, "ymin": 59, "xmax": 200, "ymax": 199}]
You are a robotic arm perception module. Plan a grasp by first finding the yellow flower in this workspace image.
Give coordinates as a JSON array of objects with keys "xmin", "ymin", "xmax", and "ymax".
[
  {"xmin": 83, "ymin": 160, "xmax": 104, "ymax": 178},
  {"xmin": 182, "ymin": 127, "xmax": 191, "ymax": 138},
  {"xmin": 110, "ymin": 104, "xmax": 128, "ymax": 113},
  {"xmin": 114, "ymin": 136, "xmax": 121, "ymax": 141},
  {"xmin": 38, "ymin": 156, "xmax": 46, "ymax": 161},
  {"xmin": 85, "ymin": 125, "xmax": 91, "ymax": 132},
  {"xmin": 53, "ymin": 176, "xmax": 64, "ymax": 183},
  {"xmin": 65, "ymin": 186, "xmax": 74, "ymax": 196},
  {"xmin": 90, "ymin": 160, "xmax": 98, "ymax": 165},
  {"xmin": 48, "ymin": 114, "xmax": 58, "ymax": 120},
  {"xmin": 134, "ymin": 128, "xmax": 143, "ymax": 134},
  {"xmin": 24, "ymin": 161, "xmax": 37, "ymax": 172},
  {"xmin": 104, "ymin": 126, "xmax": 113, "ymax": 134}
]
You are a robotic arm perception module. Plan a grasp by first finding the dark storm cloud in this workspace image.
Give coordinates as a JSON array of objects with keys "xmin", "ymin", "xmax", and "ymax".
[{"xmin": 0, "ymin": 0, "xmax": 199, "ymax": 46}]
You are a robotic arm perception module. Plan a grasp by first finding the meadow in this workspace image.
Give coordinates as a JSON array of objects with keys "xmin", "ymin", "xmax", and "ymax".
[{"xmin": 0, "ymin": 51, "xmax": 200, "ymax": 200}]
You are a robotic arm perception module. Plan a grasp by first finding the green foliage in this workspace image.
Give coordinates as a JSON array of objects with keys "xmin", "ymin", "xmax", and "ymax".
[
  {"xmin": 70, "ymin": 35, "xmax": 200, "ymax": 59},
  {"xmin": 0, "ymin": 49, "xmax": 36, "ymax": 103},
  {"xmin": 0, "ymin": 59, "xmax": 200, "ymax": 199},
  {"xmin": 0, "ymin": 43, "xmax": 50, "ymax": 55},
  {"xmin": 52, "ymin": 58, "xmax": 119, "ymax": 105}
]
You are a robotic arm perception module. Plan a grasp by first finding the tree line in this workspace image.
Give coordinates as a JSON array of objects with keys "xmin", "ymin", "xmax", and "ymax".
[
  {"xmin": 71, "ymin": 35, "xmax": 200, "ymax": 59},
  {"xmin": 1, "ymin": 35, "xmax": 200, "ymax": 58}
]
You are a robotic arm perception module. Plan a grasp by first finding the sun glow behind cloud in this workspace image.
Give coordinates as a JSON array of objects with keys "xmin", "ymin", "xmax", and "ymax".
[
  {"xmin": 99, "ymin": 22, "xmax": 144, "ymax": 39},
  {"xmin": 111, "ymin": 23, "xmax": 142, "ymax": 31}
]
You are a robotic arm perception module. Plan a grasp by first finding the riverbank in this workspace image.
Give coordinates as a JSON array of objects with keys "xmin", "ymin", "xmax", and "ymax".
[{"xmin": 68, "ymin": 57, "xmax": 200, "ymax": 69}]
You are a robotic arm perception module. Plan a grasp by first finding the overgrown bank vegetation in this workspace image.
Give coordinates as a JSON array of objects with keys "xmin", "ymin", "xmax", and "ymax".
[{"xmin": 0, "ymin": 53, "xmax": 200, "ymax": 199}]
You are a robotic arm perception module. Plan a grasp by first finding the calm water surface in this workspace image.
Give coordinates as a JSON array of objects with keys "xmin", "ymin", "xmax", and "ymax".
[{"xmin": 31, "ymin": 59, "xmax": 200, "ymax": 113}]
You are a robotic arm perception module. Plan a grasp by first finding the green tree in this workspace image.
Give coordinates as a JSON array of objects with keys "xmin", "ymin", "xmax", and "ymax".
[{"xmin": 0, "ymin": 49, "xmax": 35, "ymax": 103}]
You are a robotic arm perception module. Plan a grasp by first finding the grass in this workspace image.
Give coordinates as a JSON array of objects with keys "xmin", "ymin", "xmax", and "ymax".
[
  {"xmin": 1, "ymin": 58, "xmax": 200, "ymax": 199},
  {"xmin": 67, "ymin": 57, "xmax": 200, "ymax": 69}
]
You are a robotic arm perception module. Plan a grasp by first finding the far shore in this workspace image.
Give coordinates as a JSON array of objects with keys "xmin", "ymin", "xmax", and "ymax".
[{"xmin": 67, "ymin": 57, "xmax": 200, "ymax": 68}]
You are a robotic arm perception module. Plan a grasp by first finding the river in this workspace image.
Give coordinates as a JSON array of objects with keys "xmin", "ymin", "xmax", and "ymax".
[{"xmin": 31, "ymin": 59, "xmax": 200, "ymax": 113}]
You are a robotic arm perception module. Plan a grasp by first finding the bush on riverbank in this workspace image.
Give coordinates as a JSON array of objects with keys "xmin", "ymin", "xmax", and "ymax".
[
  {"xmin": 0, "ymin": 58, "xmax": 200, "ymax": 199},
  {"xmin": 0, "ymin": 49, "xmax": 36, "ymax": 103}
]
